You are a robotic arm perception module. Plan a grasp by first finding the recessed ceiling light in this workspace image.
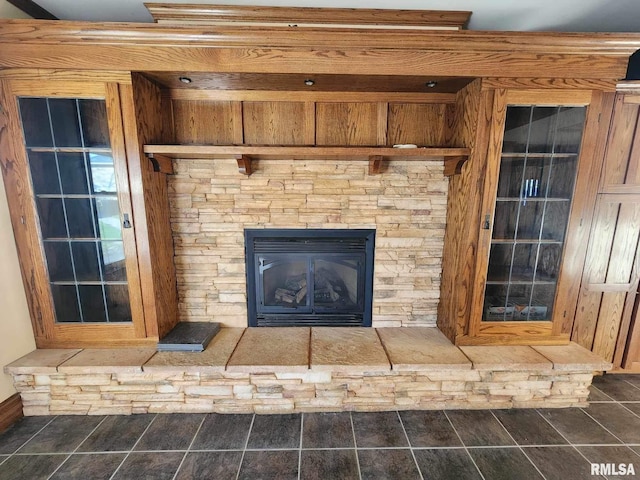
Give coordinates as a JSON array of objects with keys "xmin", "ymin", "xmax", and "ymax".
[
  {"xmin": 179, "ymin": 76, "xmax": 192, "ymax": 84},
  {"xmin": 304, "ymin": 79, "xmax": 315, "ymax": 86},
  {"xmin": 425, "ymin": 81, "xmax": 438, "ymax": 88}
]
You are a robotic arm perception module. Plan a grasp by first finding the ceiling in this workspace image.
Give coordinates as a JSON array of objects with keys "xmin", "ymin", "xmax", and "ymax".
[{"xmin": 31, "ymin": 0, "xmax": 640, "ymax": 32}]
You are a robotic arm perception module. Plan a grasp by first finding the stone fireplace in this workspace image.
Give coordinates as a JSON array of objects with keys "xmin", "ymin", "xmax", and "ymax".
[
  {"xmin": 168, "ymin": 158, "xmax": 447, "ymax": 328},
  {"xmin": 245, "ymin": 228, "xmax": 375, "ymax": 326}
]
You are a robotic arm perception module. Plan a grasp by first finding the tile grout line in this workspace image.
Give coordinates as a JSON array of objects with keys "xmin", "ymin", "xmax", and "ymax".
[
  {"xmin": 443, "ymin": 410, "xmax": 486, "ymax": 480},
  {"xmin": 171, "ymin": 414, "xmax": 207, "ymax": 480},
  {"xmin": 621, "ymin": 379, "xmax": 640, "ymax": 392},
  {"xmin": 489, "ymin": 411, "xmax": 547, "ymax": 480},
  {"xmin": 108, "ymin": 413, "xmax": 159, "ymax": 480},
  {"xmin": 235, "ymin": 413, "xmax": 255, "ymax": 480},
  {"xmin": 297, "ymin": 413, "xmax": 304, "ymax": 480},
  {"xmin": 8, "ymin": 415, "xmax": 58, "ymax": 458},
  {"xmin": 534, "ymin": 408, "xmax": 610, "ymax": 479},
  {"xmin": 395, "ymin": 410, "xmax": 424, "ymax": 480},
  {"xmin": 46, "ymin": 415, "xmax": 109, "ymax": 480},
  {"xmin": 590, "ymin": 384, "xmax": 615, "ymax": 401},
  {"xmin": 349, "ymin": 412, "xmax": 362, "ymax": 480}
]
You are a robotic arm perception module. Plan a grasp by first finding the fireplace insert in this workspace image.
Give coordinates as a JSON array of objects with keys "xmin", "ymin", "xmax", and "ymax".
[{"xmin": 245, "ymin": 229, "xmax": 375, "ymax": 327}]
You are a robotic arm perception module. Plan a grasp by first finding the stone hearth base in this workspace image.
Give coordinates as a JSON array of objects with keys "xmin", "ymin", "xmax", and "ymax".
[{"xmin": 5, "ymin": 328, "xmax": 612, "ymax": 415}]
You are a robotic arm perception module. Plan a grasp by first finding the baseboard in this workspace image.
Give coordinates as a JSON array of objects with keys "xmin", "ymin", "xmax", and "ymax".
[{"xmin": 0, "ymin": 393, "xmax": 23, "ymax": 433}]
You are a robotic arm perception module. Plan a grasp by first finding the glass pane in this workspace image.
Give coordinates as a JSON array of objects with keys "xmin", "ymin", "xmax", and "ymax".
[
  {"xmin": 65, "ymin": 198, "xmax": 96, "ymax": 238},
  {"xmin": 28, "ymin": 151, "xmax": 59, "ymax": 195},
  {"xmin": 497, "ymin": 157, "xmax": 523, "ymax": 198},
  {"xmin": 528, "ymin": 107, "xmax": 558, "ymax": 153},
  {"xmin": 517, "ymin": 202, "xmax": 544, "ymax": 240},
  {"xmin": 79, "ymin": 99, "xmax": 110, "ymax": 148},
  {"xmin": 548, "ymin": 156, "xmax": 578, "ymax": 198},
  {"xmin": 51, "ymin": 285, "xmax": 81, "ymax": 323},
  {"xmin": 541, "ymin": 202, "xmax": 570, "ymax": 241},
  {"xmin": 79, "ymin": 285, "xmax": 107, "ymax": 323},
  {"xmin": 530, "ymin": 283, "xmax": 557, "ymax": 321},
  {"xmin": 512, "ymin": 243, "xmax": 536, "ymax": 282},
  {"xmin": 493, "ymin": 202, "xmax": 518, "ymax": 240},
  {"xmin": 262, "ymin": 258, "xmax": 308, "ymax": 307},
  {"xmin": 486, "ymin": 244, "xmax": 513, "ymax": 282},
  {"xmin": 95, "ymin": 197, "xmax": 122, "ymax": 240},
  {"xmin": 502, "ymin": 107, "xmax": 532, "ymax": 153},
  {"xmin": 43, "ymin": 241, "xmax": 74, "ymax": 282},
  {"xmin": 314, "ymin": 258, "xmax": 359, "ymax": 308},
  {"xmin": 71, "ymin": 241, "xmax": 101, "ymax": 281},
  {"xmin": 89, "ymin": 153, "xmax": 117, "ymax": 193},
  {"xmin": 101, "ymin": 241, "xmax": 127, "ymax": 282},
  {"xmin": 36, "ymin": 198, "xmax": 67, "ymax": 239},
  {"xmin": 536, "ymin": 244, "xmax": 562, "ymax": 281},
  {"xmin": 49, "ymin": 99, "xmax": 82, "ymax": 147},
  {"xmin": 19, "ymin": 98, "xmax": 53, "ymax": 147},
  {"xmin": 58, "ymin": 152, "xmax": 89, "ymax": 195},
  {"xmin": 555, "ymin": 107, "xmax": 586, "ymax": 154},
  {"xmin": 484, "ymin": 285, "xmax": 512, "ymax": 321},
  {"xmin": 105, "ymin": 284, "xmax": 132, "ymax": 322}
]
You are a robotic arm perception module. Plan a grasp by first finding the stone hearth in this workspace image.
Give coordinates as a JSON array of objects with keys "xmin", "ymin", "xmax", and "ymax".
[{"xmin": 5, "ymin": 328, "xmax": 611, "ymax": 415}]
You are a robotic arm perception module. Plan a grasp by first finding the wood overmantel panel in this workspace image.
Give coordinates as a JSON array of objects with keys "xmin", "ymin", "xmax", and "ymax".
[{"xmin": 0, "ymin": 20, "xmax": 638, "ymax": 79}]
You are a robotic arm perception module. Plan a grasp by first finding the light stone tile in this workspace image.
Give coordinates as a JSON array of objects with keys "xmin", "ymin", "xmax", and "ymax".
[
  {"xmin": 226, "ymin": 327, "xmax": 309, "ymax": 373},
  {"xmin": 58, "ymin": 348, "xmax": 156, "ymax": 373},
  {"xmin": 4, "ymin": 349, "xmax": 82, "ymax": 374},
  {"xmin": 377, "ymin": 327, "xmax": 471, "ymax": 371},
  {"xmin": 143, "ymin": 328, "xmax": 244, "ymax": 372},
  {"xmin": 310, "ymin": 327, "xmax": 390, "ymax": 372},
  {"xmin": 532, "ymin": 342, "xmax": 613, "ymax": 371},
  {"xmin": 459, "ymin": 345, "xmax": 552, "ymax": 371}
]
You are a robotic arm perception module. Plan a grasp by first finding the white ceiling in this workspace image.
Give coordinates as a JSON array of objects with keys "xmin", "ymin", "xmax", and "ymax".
[{"xmin": 33, "ymin": 0, "xmax": 640, "ymax": 32}]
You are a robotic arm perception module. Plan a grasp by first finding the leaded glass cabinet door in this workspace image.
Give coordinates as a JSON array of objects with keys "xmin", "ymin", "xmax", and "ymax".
[
  {"xmin": 0, "ymin": 80, "xmax": 146, "ymax": 345},
  {"xmin": 471, "ymin": 91, "xmax": 596, "ymax": 342}
]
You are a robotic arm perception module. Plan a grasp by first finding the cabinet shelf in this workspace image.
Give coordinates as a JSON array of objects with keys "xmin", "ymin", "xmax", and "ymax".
[
  {"xmin": 496, "ymin": 197, "xmax": 571, "ymax": 202},
  {"xmin": 142, "ymin": 144, "xmax": 470, "ymax": 176},
  {"xmin": 491, "ymin": 239, "xmax": 564, "ymax": 245}
]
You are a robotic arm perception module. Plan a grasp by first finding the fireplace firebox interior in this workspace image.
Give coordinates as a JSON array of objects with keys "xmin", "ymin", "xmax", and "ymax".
[{"xmin": 245, "ymin": 229, "xmax": 375, "ymax": 327}]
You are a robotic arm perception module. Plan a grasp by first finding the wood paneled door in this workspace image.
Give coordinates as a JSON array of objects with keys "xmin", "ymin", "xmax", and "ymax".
[
  {"xmin": 0, "ymin": 78, "xmax": 150, "ymax": 347},
  {"xmin": 572, "ymin": 93, "xmax": 640, "ymax": 369}
]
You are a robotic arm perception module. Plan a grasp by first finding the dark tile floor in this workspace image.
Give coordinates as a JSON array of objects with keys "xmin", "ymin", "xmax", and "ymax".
[{"xmin": 0, "ymin": 374, "xmax": 639, "ymax": 480}]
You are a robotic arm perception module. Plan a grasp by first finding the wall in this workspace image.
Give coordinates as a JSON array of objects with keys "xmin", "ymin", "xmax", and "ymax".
[
  {"xmin": 0, "ymin": 0, "xmax": 35, "ymax": 403},
  {"xmin": 169, "ymin": 158, "xmax": 448, "ymax": 327}
]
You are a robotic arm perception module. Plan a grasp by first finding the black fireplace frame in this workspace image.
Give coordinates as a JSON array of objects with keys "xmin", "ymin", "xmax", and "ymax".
[{"xmin": 245, "ymin": 229, "xmax": 375, "ymax": 327}]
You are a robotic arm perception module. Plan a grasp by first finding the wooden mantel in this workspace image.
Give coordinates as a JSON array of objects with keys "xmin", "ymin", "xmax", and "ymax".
[{"xmin": 0, "ymin": 20, "xmax": 639, "ymax": 79}]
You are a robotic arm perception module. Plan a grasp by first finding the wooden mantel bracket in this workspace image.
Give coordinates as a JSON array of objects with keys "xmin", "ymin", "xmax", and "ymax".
[
  {"xmin": 368, "ymin": 155, "xmax": 383, "ymax": 175},
  {"xmin": 146, "ymin": 153, "xmax": 174, "ymax": 174},
  {"xmin": 236, "ymin": 154, "xmax": 253, "ymax": 175},
  {"xmin": 443, "ymin": 156, "xmax": 468, "ymax": 176}
]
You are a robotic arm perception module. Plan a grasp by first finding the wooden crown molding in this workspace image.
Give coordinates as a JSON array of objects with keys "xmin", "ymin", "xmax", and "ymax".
[
  {"xmin": 6, "ymin": 0, "xmax": 57, "ymax": 20},
  {"xmin": 144, "ymin": 3, "xmax": 471, "ymax": 30}
]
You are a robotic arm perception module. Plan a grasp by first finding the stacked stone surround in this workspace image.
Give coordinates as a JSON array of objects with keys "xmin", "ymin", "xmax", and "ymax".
[
  {"xmin": 168, "ymin": 158, "xmax": 448, "ymax": 327},
  {"xmin": 5, "ymin": 328, "xmax": 612, "ymax": 416}
]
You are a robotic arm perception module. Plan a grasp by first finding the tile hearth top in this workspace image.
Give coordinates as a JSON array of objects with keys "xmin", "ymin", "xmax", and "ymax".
[{"xmin": 4, "ymin": 327, "xmax": 614, "ymax": 376}]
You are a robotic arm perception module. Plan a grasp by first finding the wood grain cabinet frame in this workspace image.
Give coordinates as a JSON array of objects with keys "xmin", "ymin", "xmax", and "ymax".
[{"xmin": 0, "ymin": 76, "xmax": 176, "ymax": 347}]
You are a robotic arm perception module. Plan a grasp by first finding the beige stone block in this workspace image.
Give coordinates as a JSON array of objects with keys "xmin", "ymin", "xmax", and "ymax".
[
  {"xmin": 66, "ymin": 374, "xmax": 113, "ymax": 386},
  {"xmin": 311, "ymin": 328, "xmax": 390, "ymax": 372},
  {"xmin": 87, "ymin": 405, "xmax": 133, "ymax": 415},
  {"xmin": 276, "ymin": 371, "xmax": 332, "ymax": 384},
  {"xmin": 460, "ymin": 346, "xmax": 552, "ymax": 371},
  {"xmin": 33, "ymin": 375, "xmax": 52, "ymax": 386},
  {"xmin": 22, "ymin": 406, "xmax": 51, "ymax": 416},
  {"xmin": 377, "ymin": 327, "xmax": 471, "ymax": 371},
  {"xmin": 185, "ymin": 385, "xmax": 234, "ymax": 397},
  {"xmin": 227, "ymin": 327, "xmax": 309, "ymax": 373},
  {"xmin": 50, "ymin": 405, "xmax": 91, "ymax": 415},
  {"xmin": 4, "ymin": 349, "xmax": 82, "ymax": 374},
  {"xmin": 532, "ymin": 343, "xmax": 613, "ymax": 372},
  {"xmin": 144, "ymin": 328, "xmax": 244, "ymax": 373},
  {"xmin": 59, "ymin": 348, "xmax": 156, "ymax": 374}
]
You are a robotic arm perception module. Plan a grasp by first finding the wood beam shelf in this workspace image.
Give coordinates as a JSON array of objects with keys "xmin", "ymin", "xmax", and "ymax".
[{"xmin": 143, "ymin": 145, "xmax": 470, "ymax": 176}]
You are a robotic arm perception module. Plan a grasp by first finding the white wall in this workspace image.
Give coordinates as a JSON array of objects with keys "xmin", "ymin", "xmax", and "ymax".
[{"xmin": 0, "ymin": 0, "xmax": 35, "ymax": 403}]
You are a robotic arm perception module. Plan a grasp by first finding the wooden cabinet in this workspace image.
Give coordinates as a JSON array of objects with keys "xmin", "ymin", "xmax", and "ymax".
[
  {"xmin": 439, "ymin": 87, "xmax": 615, "ymax": 345},
  {"xmin": 0, "ymin": 76, "xmax": 178, "ymax": 347},
  {"xmin": 571, "ymin": 92, "xmax": 640, "ymax": 369}
]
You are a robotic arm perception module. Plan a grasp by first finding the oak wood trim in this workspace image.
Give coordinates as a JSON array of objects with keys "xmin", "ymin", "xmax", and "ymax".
[
  {"xmin": 142, "ymin": 145, "xmax": 470, "ymax": 159},
  {"xmin": 236, "ymin": 155, "xmax": 252, "ymax": 175},
  {"xmin": 456, "ymin": 333, "xmax": 570, "ymax": 346},
  {"xmin": 8, "ymin": 79, "xmax": 106, "ymax": 98},
  {"xmin": 482, "ymin": 78, "xmax": 617, "ymax": 91},
  {"xmin": 168, "ymin": 89, "xmax": 457, "ymax": 104},
  {"xmin": 0, "ymin": 21, "xmax": 638, "ymax": 55},
  {"xmin": 504, "ymin": 89, "xmax": 593, "ymax": 105},
  {"xmin": 6, "ymin": 0, "xmax": 57, "ymax": 20},
  {"xmin": 623, "ymin": 95, "xmax": 640, "ymax": 104},
  {"xmin": 0, "ymin": 393, "xmax": 23, "ymax": 433},
  {"xmin": 0, "ymin": 69, "xmax": 131, "ymax": 85},
  {"xmin": 145, "ymin": 4, "xmax": 471, "ymax": 29},
  {"xmin": 368, "ymin": 155, "xmax": 383, "ymax": 175}
]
